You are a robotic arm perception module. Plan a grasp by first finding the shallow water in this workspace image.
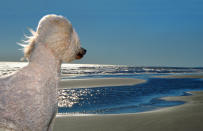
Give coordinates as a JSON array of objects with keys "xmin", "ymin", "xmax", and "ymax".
[{"xmin": 58, "ymin": 78, "xmax": 203, "ymax": 114}]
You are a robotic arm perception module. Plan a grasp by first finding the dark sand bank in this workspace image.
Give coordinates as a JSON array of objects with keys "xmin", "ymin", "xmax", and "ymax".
[{"xmin": 157, "ymin": 74, "xmax": 203, "ymax": 79}]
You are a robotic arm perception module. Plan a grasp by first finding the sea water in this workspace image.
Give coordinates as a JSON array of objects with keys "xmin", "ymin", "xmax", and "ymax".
[
  {"xmin": 1, "ymin": 62, "xmax": 203, "ymax": 114},
  {"xmin": 58, "ymin": 78, "xmax": 203, "ymax": 114}
]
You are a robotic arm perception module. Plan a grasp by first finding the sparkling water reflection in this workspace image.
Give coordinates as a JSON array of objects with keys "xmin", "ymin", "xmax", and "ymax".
[{"xmin": 58, "ymin": 78, "xmax": 203, "ymax": 114}]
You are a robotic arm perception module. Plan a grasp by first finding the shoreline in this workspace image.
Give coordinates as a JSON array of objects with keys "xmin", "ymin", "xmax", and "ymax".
[
  {"xmin": 59, "ymin": 78, "xmax": 146, "ymax": 89},
  {"xmin": 54, "ymin": 74, "xmax": 203, "ymax": 131},
  {"xmin": 54, "ymin": 91, "xmax": 203, "ymax": 131}
]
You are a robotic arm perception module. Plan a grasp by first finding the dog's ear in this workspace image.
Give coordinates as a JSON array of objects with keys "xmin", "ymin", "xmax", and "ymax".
[{"xmin": 18, "ymin": 28, "xmax": 37, "ymax": 61}]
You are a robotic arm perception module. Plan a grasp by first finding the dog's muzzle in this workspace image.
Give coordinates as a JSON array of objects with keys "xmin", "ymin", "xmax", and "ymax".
[{"xmin": 76, "ymin": 48, "xmax": 86, "ymax": 59}]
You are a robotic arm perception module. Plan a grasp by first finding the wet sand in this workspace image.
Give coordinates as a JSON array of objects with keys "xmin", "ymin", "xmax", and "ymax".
[
  {"xmin": 54, "ymin": 75, "xmax": 203, "ymax": 131},
  {"xmin": 59, "ymin": 78, "xmax": 146, "ymax": 89}
]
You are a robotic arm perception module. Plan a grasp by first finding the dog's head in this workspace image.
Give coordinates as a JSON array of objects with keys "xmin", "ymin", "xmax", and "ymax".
[{"xmin": 22, "ymin": 14, "xmax": 86, "ymax": 62}]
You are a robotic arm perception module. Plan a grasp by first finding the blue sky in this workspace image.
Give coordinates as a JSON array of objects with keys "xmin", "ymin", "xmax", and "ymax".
[{"xmin": 0, "ymin": 0, "xmax": 203, "ymax": 67}]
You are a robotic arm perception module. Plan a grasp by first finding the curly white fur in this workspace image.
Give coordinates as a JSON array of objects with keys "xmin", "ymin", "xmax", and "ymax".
[{"xmin": 0, "ymin": 14, "xmax": 86, "ymax": 131}]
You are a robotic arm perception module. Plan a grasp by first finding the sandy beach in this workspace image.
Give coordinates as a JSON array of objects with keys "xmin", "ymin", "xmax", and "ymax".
[
  {"xmin": 59, "ymin": 78, "xmax": 146, "ymax": 89},
  {"xmin": 54, "ymin": 76, "xmax": 203, "ymax": 131}
]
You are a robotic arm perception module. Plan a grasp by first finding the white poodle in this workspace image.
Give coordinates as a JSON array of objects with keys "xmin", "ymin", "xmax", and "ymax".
[{"xmin": 0, "ymin": 14, "xmax": 86, "ymax": 131}]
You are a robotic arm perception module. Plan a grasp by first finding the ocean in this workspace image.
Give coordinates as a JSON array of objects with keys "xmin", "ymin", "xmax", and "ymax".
[{"xmin": 1, "ymin": 62, "xmax": 203, "ymax": 114}]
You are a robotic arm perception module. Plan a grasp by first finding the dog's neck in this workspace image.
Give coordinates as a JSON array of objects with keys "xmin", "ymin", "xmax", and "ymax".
[{"xmin": 28, "ymin": 43, "xmax": 62, "ymax": 77}]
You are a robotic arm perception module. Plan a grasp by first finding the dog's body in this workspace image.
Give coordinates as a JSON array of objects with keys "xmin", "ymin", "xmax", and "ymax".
[
  {"xmin": 0, "ymin": 14, "xmax": 86, "ymax": 131},
  {"xmin": 0, "ymin": 46, "xmax": 59, "ymax": 131}
]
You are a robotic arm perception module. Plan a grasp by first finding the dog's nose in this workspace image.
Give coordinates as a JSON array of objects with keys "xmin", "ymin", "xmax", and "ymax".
[
  {"xmin": 82, "ymin": 48, "xmax": 87, "ymax": 55},
  {"xmin": 75, "ymin": 47, "xmax": 87, "ymax": 60}
]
